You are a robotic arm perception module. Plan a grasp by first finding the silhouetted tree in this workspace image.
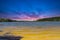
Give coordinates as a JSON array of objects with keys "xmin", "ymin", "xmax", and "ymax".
[{"xmin": 37, "ymin": 17, "xmax": 60, "ymax": 21}]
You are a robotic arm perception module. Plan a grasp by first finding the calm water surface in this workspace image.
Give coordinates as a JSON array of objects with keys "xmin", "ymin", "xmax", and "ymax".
[{"xmin": 0, "ymin": 22, "xmax": 60, "ymax": 27}]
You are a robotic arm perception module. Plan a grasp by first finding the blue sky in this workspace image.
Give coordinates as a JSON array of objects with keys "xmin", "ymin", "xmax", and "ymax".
[{"xmin": 0, "ymin": 0, "xmax": 60, "ymax": 21}]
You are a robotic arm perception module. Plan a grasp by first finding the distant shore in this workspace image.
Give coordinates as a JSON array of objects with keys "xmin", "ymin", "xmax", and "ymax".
[{"xmin": 0, "ymin": 17, "xmax": 60, "ymax": 22}]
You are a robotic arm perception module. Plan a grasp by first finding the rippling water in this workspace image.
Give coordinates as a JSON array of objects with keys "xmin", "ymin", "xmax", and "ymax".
[
  {"xmin": 0, "ymin": 22, "xmax": 60, "ymax": 40},
  {"xmin": 0, "ymin": 22, "xmax": 60, "ymax": 27}
]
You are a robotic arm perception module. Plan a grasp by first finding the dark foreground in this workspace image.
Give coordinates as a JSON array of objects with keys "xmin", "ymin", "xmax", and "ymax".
[{"xmin": 0, "ymin": 36, "xmax": 23, "ymax": 40}]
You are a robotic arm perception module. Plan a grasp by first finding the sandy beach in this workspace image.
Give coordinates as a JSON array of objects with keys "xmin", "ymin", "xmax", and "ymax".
[{"xmin": 0, "ymin": 26, "xmax": 60, "ymax": 40}]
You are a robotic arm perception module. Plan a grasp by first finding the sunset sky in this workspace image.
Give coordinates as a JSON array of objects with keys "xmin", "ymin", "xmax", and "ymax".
[{"xmin": 0, "ymin": 0, "xmax": 60, "ymax": 21}]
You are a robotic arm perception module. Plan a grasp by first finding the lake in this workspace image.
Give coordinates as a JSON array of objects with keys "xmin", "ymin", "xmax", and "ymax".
[
  {"xmin": 0, "ymin": 22, "xmax": 60, "ymax": 27},
  {"xmin": 0, "ymin": 22, "xmax": 60, "ymax": 40}
]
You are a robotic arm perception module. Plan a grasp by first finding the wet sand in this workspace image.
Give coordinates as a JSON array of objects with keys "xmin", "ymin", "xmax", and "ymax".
[{"xmin": 0, "ymin": 26, "xmax": 60, "ymax": 40}]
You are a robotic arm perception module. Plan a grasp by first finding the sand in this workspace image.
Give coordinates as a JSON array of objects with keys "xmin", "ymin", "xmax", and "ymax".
[{"xmin": 0, "ymin": 26, "xmax": 60, "ymax": 40}]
